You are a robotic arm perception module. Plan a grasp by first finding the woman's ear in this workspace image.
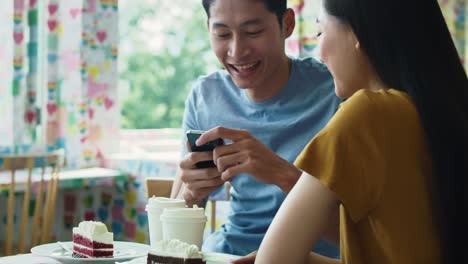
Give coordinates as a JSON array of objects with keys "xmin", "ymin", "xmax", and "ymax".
[{"xmin": 349, "ymin": 29, "xmax": 360, "ymax": 50}]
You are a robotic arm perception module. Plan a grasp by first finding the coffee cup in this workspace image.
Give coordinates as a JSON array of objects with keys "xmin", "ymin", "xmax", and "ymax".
[
  {"xmin": 145, "ymin": 196, "xmax": 186, "ymax": 247},
  {"xmin": 160, "ymin": 205, "xmax": 207, "ymax": 248}
]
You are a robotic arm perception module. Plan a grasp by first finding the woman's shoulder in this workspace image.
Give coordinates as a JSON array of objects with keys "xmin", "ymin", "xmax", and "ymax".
[
  {"xmin": 345, "ymin": 88, "xmax": 411, "ymax": 106},
  {"xmin": 327, "ymin": 88, "xmax": 415, "ymax": 132},
  {"xmin": 341, "ymin": 89, "xmax": 413, "ymax": 116}
]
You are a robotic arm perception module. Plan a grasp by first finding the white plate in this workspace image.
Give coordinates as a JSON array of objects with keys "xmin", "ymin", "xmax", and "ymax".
[
  {"xmin": 122, "ymin": 252, "xmax": 241, "ymax": 264},
  {"xmin": 31, "ymin": 241, "xmax": 150, "ymax": 264}
]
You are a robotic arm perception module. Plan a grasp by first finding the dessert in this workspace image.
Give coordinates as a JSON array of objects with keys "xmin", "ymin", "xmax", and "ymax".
[
  {"xmin": 147, "ymin": 239, "xmax": 206, "ymax": 264},
  {"xmin": 72, "ymin": 221, "xmax": 114, "ymax": 258}
]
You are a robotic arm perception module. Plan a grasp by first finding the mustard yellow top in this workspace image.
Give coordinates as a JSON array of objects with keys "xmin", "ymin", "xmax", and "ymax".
[{"xmin": 295, "ymin": 89, "xmax": 440, "ymax": 264}]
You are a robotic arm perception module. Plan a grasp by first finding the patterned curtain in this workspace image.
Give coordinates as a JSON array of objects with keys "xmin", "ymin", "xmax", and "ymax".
[
  {"xmin": 0, "ymin": 1, "xmax": 14, "ymax": 148},
  {"xmin": 26, "ymin": 0, "xmax": 40, "ymax": 143},
  {"xmin": 0, "ymin": 0, "xmax": 39, "ymax": 151},
  {"xmin": 287, "ymin": 0, "xmax": 467, "ymax": 71},
  {"xmin": 0, "ymin": 0, "xmax": 120, "ymax": 168},
  {"xmin": 46, "ymin": 0, "xmax": 120, "ymax": 168}
]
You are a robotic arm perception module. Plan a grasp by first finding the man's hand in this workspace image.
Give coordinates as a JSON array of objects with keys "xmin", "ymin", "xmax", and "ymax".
[
  {"xmin": 232, "ymin": 251, "xmax": 257, "ymax": 264},
  {"xmin": 178, "ymin": 141, "xmax": 225, "ymax": 207},
  {"xmin": 196, "ymin": 127, "xmax": 302, "ymax": 193}
]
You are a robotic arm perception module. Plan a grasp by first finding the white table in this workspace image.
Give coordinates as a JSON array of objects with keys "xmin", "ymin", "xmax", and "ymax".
[{"xmin": 0, "ymin": 254, "xmax": 146, "ymax": 264}]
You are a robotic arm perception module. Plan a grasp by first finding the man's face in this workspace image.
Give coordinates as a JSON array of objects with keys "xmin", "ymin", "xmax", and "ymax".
[{"xmin": 207, "ymin": 0, "xmax": 288, "ymax": 91}]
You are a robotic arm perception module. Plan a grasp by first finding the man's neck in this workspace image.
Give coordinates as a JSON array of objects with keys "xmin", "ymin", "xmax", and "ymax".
[{"xmin": 246, "ymin": 56, "xmax": 291, "ymax": 102}]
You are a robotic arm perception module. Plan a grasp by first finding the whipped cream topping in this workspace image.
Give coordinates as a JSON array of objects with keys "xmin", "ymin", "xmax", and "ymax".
[
  {"xmin": 150, "ymin": 239, "xmax": 202, "ymax": 259},
  {"xmin": 72, "ymin": 221, "xmax": 113, "ymax": 244}
]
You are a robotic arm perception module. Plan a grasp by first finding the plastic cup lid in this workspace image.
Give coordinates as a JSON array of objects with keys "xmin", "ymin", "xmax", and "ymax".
[{"xmin": 146, "ymin": 196, "xmax": 186, "ymax": 210}]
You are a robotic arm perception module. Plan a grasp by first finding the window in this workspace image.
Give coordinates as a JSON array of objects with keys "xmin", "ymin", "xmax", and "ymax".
[{"xmin": 119, "ymin": 0, "xmax": 218, "ymax": 129}]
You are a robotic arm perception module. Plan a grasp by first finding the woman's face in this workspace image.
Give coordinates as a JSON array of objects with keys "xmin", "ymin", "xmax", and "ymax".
[{"xmin": 316, "ymin": 6, "xmax": 370, "ymax": 99}]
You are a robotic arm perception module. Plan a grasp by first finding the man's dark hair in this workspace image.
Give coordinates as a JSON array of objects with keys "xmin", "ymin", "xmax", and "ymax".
[{"xmin": 202, "ymin": 0, "xmax": 287, "ymax": 26}]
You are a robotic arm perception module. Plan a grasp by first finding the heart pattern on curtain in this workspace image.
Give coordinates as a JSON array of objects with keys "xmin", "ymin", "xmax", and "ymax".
[{"xmin": 0, "ymin": 0, "xmax": 120, "ymax": 168}]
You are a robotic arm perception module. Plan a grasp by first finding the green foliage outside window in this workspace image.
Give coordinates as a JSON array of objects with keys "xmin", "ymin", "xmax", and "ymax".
[{"xmin": 120, "ymin": 0, "xmax": 218, "ymax": 129}]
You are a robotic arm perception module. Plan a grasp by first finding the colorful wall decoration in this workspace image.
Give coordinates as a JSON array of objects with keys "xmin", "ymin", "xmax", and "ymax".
[
  {"xmin": 0, "ymin": 0, "xmax": 120, "ymax": 168},
  {"xmin": 0, "ymin": 170, "xmax": 149, "ymax": 244},
  {"xmin": 286, "ymin": 0, "xmax": 320, "ymax": 58}
]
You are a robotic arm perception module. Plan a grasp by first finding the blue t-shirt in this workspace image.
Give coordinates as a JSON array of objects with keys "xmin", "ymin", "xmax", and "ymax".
[{"xmin": 182, "ymin": 57, "xmax": 341, "ymax": 257}]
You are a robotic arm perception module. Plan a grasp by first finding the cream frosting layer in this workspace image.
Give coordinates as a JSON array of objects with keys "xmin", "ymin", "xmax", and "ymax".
[
  {"xmin": 72, "ymin": 221, "xmax": 113, "ymax": 244},
  {"xmin": 149, "ymin": 239, "xmax": 202, "ymax": 259},
  {"xmin": 73, "ymin": 244, "xmax": 113, "ymax": 251}
]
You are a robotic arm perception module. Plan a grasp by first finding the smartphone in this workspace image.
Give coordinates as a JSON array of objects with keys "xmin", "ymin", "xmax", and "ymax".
[{"xmin": 186, "ymin": 130, "xmax": 224, "ymax": 168}]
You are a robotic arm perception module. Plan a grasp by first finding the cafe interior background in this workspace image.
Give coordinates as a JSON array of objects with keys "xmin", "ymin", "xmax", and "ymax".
[{"xmin": 0, "ymin": 0, "xmax": 466, "ymax": 256}]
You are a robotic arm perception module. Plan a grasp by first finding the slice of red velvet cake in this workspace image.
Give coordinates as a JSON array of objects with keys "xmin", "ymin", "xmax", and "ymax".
[{"xmin": 72, "ymin": 221, "xmax": 114, "ymax": 258}]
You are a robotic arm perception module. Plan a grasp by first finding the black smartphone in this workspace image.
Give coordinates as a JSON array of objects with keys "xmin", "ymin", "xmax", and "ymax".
[{"xmin": 186, "ymin": 130, "xmax": 224, "ymax": 168}]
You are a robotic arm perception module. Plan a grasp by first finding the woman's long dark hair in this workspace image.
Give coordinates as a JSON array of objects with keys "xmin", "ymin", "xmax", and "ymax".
[{"xmin": 323, "ymin": 0, "xmax": 468, "ymax": 262}]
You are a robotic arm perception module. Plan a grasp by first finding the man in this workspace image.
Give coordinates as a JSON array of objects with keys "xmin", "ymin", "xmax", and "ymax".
[{"xmin": 171, "ymin": 0, "xmax": 341, "ymax": 257}]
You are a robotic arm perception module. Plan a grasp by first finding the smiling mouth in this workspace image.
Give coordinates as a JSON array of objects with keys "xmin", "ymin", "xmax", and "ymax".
[{"xmin": 229, "ymin": 61, "xmax": 260, "ymax": 73}]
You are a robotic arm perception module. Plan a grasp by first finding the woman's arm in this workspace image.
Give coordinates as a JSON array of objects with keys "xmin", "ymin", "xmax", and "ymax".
[
  {"xmin": 255, "ymin": 172, "xmax": 340, "ymax": 264},
  {"xmin": 308, "ymin": 252, "xmax": 341, "ymax": 264},
  {"xmin": 321, "ymin": 206, "xmax": 340, "ymax": 246}
]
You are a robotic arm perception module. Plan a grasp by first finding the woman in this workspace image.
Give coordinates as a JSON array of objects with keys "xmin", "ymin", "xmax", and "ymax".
[{"xmin": 237, "ymin": 0, "xmax": 467, "ymax": 263}]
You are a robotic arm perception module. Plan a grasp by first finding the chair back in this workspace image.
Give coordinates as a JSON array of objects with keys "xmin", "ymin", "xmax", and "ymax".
[
  {"xmin": 0, "ymin": 150, "xmax": 64, "ymax": 256},
  {"xmin": 145, "ymin": 177, "xmax": 174, "ymax": 198}
]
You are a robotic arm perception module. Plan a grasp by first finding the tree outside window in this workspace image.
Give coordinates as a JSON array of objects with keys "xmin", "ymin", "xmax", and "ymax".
[{"xmin": 119, "ymin": 0, "xmax": 218, "ymax": 129}]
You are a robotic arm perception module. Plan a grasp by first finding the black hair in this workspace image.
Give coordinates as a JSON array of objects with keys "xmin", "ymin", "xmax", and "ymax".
[
  {"xmin": 202, "ymin": 0, "xmax": 287, "ymax": 26},
  {"xmin": 323, "ymin": 0, "xmax": 467, "ymax": 262}
]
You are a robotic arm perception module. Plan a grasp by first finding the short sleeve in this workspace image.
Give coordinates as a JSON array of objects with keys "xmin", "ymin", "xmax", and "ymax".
[{"xmin": 294, "ymin": 90, "xmax": 387, "ymax": 222}]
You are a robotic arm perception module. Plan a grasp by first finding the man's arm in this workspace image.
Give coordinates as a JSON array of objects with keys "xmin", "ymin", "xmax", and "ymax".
[{"xmin": 170, "ymin": 168, "xmax": 184, "ymax": 199}]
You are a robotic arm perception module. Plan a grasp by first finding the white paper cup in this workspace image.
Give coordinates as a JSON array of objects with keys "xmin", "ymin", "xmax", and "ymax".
[
  {"xmin": 160, "ymin": 207, "xmax": 207, "ymax": 248},
  {"xmin": 145, "ymin": 196, "xmax": 186, "ymax": 247}
]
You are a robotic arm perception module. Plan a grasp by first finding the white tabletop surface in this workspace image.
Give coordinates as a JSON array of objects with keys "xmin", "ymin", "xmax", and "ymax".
[
  {"xmin": 0, "ymin": 254, "xmax": 146, "ymax": 264},
  {"xmin": 0, "ymin": 252, "xmax": 238, "ymax": 264}
]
